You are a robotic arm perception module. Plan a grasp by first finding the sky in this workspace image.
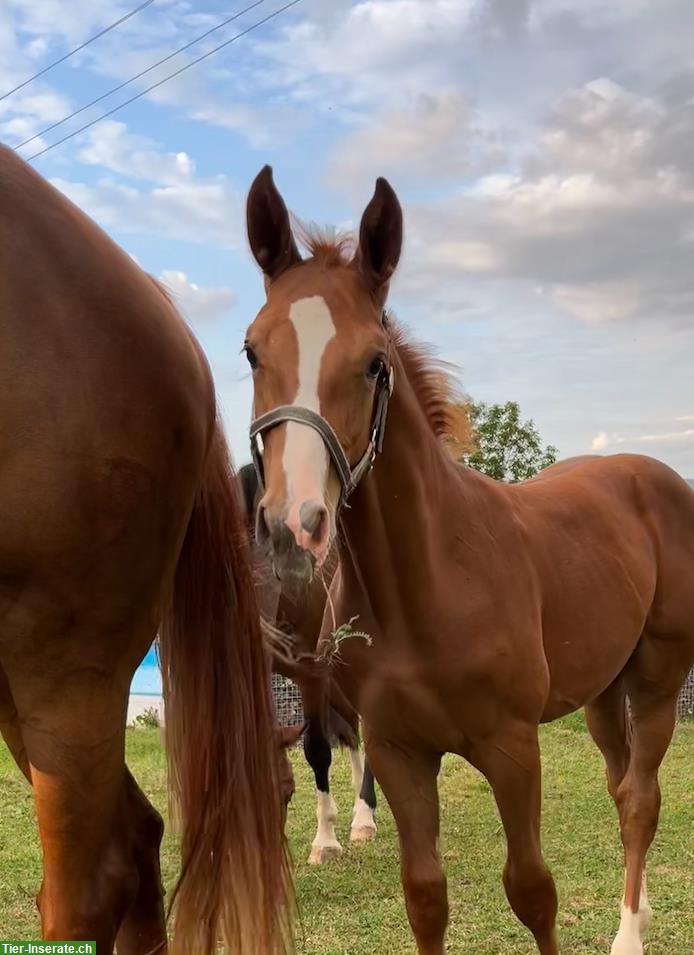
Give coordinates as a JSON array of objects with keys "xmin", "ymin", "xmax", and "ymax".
[{"xmin": 1, "ymin": 0, "xmax": 693, "ymax": 476}]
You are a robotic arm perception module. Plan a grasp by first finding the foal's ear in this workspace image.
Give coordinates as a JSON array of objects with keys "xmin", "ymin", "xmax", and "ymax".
[
  {"xmin": 246, "ymin": 165, "xmax": 301, "ymax": 284},
  {"xmin": 352, "ymin": 177, "xmax": 403, "ymax": 303}
]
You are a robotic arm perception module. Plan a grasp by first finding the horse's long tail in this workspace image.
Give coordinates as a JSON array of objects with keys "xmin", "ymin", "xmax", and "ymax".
[{"xmin": 159, "ymin": 421, "xmax": 293, "ymax": 955}]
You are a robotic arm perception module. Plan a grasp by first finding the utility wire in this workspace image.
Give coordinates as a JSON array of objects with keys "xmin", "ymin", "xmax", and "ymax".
[
  {"xmin": 16, "ymin": 0, "xmax": 267, "ymax": 151},
  {"xmin": 25, "ymin": 0, "xmax": 302, "ymax": 162},
  {"xmin": 1, "ymin": 0, "xmax": 157, "ymax": 102}
]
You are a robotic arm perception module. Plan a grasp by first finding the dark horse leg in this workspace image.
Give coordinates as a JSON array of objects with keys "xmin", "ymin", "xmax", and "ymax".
[
  {"xmin": 347, "ymin": 747, "xmax": 377, "ymax": 843},
  {"xmin": 303, "ymin": 718, "xmax": 342, "ymax": 864},
  {"xmin": 471, "ymin": 722, "xmax": 559, "ymax": 955}
]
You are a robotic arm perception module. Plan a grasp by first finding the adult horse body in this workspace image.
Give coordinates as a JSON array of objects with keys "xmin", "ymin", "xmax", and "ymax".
[
  {"xmin": 237, "ymin": 464, "xmax": 378, "ymax": 861},
  {"xmin": 243, "ymin": 166, "xmax": 694, "ymax": 955},
  {"xmin": 0, "ymin": 147, "xmax": 291, "ymax": 953}
]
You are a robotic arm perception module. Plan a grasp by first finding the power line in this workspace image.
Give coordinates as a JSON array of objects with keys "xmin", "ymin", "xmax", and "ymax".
[
  {"xmin": 0, "ymin": 0, "xmax": 157, "ymax": 102},
  {"xmin": 25, "ymin": 0, "xmax": 303, "ymax": 162},
  {"xmin": 16, "ymin": 0, "xmax": 268, "ymax": 151}
]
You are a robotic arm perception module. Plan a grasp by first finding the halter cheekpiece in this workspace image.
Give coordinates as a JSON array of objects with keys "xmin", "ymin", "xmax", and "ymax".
[{"xmin": 249, "ymin": 318, "xmax": 394, "ymax": 513}]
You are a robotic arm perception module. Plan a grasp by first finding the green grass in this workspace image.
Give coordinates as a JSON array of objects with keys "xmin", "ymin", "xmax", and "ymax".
[{"xmin": 1, "ymin": 716, "xmax": 692, "ymax": 952}]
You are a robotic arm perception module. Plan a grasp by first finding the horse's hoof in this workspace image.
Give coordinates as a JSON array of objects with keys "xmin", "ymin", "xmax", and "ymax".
[
  {"xmin": 350, "ymin": 825, "xmax": 377, "ymax": 843},
  {"xmin": 308, "ymin": 844, "xmax": 343, "ymax": 865}
]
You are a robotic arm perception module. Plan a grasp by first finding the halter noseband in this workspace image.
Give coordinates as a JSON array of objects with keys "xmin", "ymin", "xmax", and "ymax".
[{"xmin": 249, "ymin": 355, "xmax": 394, "ymax": 514}]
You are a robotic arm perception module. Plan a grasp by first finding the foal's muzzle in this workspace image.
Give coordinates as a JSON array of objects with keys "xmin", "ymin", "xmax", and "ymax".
[{"xmin": 257, "ymin": 508, "xmax": 316, "ymax": 590}]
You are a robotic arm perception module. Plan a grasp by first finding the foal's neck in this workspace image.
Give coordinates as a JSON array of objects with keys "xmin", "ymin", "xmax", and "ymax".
[{"xmin": 337, "ymin": 355, "xmax": 483, "ymax": 632}]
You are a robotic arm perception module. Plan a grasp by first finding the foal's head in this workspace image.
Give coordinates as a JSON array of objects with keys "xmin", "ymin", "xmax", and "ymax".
[{"xmin": 244, "ymin": 165, "xmax": 403, "ymax": 586}]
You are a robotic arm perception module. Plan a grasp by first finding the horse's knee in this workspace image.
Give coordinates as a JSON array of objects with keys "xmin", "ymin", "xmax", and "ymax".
[
  {"xmin": 503, "ymin": 858, "xmax": 558, "ymax": 936},
  {"xmin": 402, "ymin": 864, "xmax": 448, "ymax": 943}
]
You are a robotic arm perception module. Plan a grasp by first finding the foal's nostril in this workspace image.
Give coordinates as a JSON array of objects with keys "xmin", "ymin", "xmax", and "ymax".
[
  {"xmin": 255, "ymin": 503, "xmax": 271, "ymax": 545},
  {"xmin": 299, "ymin": 499, "xmax": 328, "ymax": 543}
]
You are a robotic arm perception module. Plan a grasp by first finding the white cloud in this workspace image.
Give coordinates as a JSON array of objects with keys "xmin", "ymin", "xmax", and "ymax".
[
  {"xmin": 591, "ymin": 431, "xmax": 609, "ymax": 451},
  {"xmin": 634, "ymin": 428, "xmax": 694, "ymax": 444},
  {"xmin": 52, "ymin": 173, "xmax": 240, "ymax": 247},
  {"xmin": 159, "ymin": 269, "xmax": 236, "ymax": 324},
  {"xmin": 48, "ymin": 122, "xmax": 240, "ymax": 246},
  {"xmin": 76, "ymin": 122, "xmax": 195, "ymax": 184},
  {"xmin": 329, "ymin": 91, "xmax": 504, "ymax": 187},
  {"xmin": 399, "ymin": 78, "xmax": 694, "ymax": 325}
]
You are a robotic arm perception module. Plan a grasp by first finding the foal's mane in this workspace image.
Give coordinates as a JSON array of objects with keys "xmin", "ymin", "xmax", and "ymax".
[{"xmin": 297, "ymin": 224, "xmax": 473, "ymax": 455}]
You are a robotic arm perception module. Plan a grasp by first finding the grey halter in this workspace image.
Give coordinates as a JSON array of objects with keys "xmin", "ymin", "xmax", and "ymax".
[{"xmin": 249, "ymin": 361, "xmax": 394, "ymax": 514}]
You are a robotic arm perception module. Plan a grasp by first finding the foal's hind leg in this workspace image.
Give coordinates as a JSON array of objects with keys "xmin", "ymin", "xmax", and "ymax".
[
  {"xmin": 304, "ymin": 718, "xmax": 342, "ymax": 864},
  {"xmin": 585, "ymin": 680, "xmax": 652, "ymax": 953},
  {"xmin": 471, "ymin": 723, "xmax": 559, "ymax": 955},
  {"xmin": 605, "ymin": 641, "xmax": 690, "ymax": 955},
  {"xmin": 115, "ymin": 769, "xmax": 167, "ymax": 955}
]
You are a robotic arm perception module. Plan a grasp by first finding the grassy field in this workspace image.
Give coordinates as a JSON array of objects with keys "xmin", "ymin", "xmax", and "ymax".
[{"xmin": 1, "ymin": 713, "xmax": 692, "ymax": 952}]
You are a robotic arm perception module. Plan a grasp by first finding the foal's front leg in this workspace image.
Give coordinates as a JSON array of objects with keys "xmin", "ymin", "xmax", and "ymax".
[
  {"xmin": 471, "ymin": 722, "xmax": 559, "ymax": 955},
  {"xmin": 366, "ymin": 741, "xmax": 448, "ymax": 955}
]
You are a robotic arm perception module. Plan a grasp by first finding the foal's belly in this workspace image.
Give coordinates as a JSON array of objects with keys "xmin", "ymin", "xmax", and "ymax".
[{"xmin": 540, "ymin": 610, "xmax": 645, "ymax": 721}]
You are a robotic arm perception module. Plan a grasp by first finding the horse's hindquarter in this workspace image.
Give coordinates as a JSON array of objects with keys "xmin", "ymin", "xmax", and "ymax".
[
  {"xmin": 516, "ymin": 454, "xmax": 694, "ymax": 718},
  {"xmin": 0, "ymin": 150, "xmax": 211, "ymax": 675}
]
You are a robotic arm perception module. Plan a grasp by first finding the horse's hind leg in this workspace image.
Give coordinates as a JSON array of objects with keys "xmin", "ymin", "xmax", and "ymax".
[
  {"xmin": 304, "ymin": 718, "xmax": 342, "ymax": 864},
  {"xmin": 349, "ymin": 748, "xmax": 377, "ymax": 843},
  {"xmin": 0, "ymin": 660, "xmax": 30, "ymax": 782},
  {"xmin": 19, "ymin": 674, "xmax": 138, "ymax": 948},
  {"xmin": 115, "ymin": 769, "xmax": 167, "ymax": 955},
  {"xmin": 605, "ymin": 637, "xmax": 691, "ymax": 955}
]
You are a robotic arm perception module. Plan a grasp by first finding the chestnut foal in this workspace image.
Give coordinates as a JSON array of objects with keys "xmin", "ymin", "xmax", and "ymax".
[
  {"xmin": 242, "ymin": 165, "xmax": 694, "ymax": 955},
  {"xmin": 237, "ymin": 463, "xmax": 378, "ymax": 862}
]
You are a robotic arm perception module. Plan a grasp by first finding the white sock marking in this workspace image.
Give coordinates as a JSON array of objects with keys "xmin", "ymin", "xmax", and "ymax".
[
  {"xmin": 311, "ymin": 789, "xmax": 341, "ymax": 852},
  {"xmin": 610, "ymin": 871, "xmax": 652, "ymax": 955}
]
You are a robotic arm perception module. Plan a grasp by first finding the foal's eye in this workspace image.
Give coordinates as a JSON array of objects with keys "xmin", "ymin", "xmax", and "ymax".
[
  {"xmin": 366, "ymin": 356, "xmax": 386, "ymax": 380},
  {"xmin": 244, "ymin": 345, "xmax": 259, "ymax": 371}
]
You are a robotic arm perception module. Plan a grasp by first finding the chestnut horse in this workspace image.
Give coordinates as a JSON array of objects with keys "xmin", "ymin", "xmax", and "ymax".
[
  {"xmin": 242, "ymin": 165, "xmax": 694, "ymax": 955},
  {"xmin": 0, "ymin": 146, "xmax": 291, "ymax": 954},
  {"xmin": 237, "ymin": 463, "xmax": 378, "ymax": 861}
]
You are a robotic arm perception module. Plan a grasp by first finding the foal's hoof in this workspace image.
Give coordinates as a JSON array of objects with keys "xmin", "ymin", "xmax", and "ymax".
[
  {"xmin": 350, "ymin": 824, "xmax": 377, "ymax": 843},
  {"xmin": 308, "ymin": 844, "xmax": 343, "ymax": 865}
]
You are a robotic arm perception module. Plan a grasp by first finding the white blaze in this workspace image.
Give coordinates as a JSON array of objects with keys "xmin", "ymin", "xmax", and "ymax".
[{"xmin": 282, "ymin": 296, "xmax": 336, "ymax": 553}]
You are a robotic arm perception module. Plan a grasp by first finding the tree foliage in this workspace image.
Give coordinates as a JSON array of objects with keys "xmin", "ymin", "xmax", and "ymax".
[{"xmin": 462, "ymin": 400, "xmax": 558, "ymax": 482}]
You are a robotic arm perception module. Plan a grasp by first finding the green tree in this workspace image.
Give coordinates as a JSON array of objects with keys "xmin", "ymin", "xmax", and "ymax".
[{"xmin": 463, "ymin": 400, "xmax": 558, "ymax": 482}]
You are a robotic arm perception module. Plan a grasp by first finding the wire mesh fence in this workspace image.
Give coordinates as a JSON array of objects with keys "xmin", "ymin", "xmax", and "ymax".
[
  {"xmin": 272, "ymin": 673, "xmax": 304, "ymax": 727},
  {"xmin": 271, "ymin": 669, "xmax": 694, "ymax": 727},
  {"xmin": 678, "ymin": 667, "xmax": 694, "ymax": 718}
]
